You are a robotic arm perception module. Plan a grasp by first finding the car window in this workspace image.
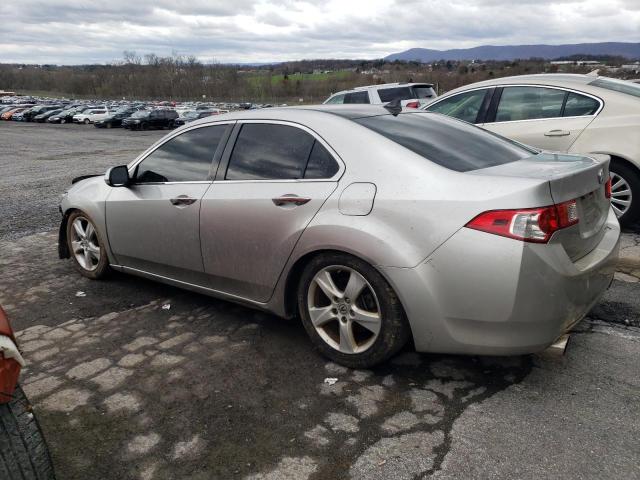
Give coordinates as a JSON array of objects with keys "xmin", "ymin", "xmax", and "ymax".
[
  {"xmin": 355, "ymin": 112, "xmax": 535, "ymax": 172},
  {"xmin": 135, "ymin": 125, "xmax": 226, "ymax": 183},
  {"xmin": 563, "ymin": 92, "xmax": 599, "ymax": 117},
  {"xmin": 226, "ymin": 124, "xmax": 315, "ymax": 180},
  {"xmin": 426, "ymin": 89, "xmax": 487, "ymax": 123},
  {"xmin": 412, "ymin": 85, "xmax": 436, "ymax": 99},
  {"xmin": 344, "ymin": 91, "xmax": 370, "ymax": 104},
  {"xmin": 303, "ymin": 141, "xmax": 339, "ymax": 179},
  {"xmin": 326, "ymin": 94, "xmax": 345, "ymax": 104},
  {"xmin": 378, "ymin": 87, "xmax": 414, "ymax": 102},
  {"xmin": 495, "ymin": 86, "xmax": 565, "ymax": 122}
]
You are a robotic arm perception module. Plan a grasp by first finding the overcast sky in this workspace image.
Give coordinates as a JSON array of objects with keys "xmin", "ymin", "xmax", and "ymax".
[{"xmin": 1, "ymin": 0, "xmax": 639, "ymax": 65}]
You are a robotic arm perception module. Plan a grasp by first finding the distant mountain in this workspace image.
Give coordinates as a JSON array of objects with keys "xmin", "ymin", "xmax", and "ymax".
[{"xmin": 385, "ymin": 42, "xmax": 640, "ymax": 62}]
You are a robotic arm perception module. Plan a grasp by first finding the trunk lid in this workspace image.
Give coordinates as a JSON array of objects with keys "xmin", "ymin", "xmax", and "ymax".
[{"xmin": 475, "ymin": 152, "xmax": 611, "ymax": 260}]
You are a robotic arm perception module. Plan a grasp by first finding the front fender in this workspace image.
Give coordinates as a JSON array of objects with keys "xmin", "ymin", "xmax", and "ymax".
[{"xmin": 59, "ymin": 176, "xmax": 116, "ymax": 264}]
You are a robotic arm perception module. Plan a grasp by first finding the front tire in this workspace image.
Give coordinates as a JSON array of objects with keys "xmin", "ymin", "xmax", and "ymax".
[
  {"xmin": 83, "ymin": 118, "xmax": 90, "ymax": 125},
  {"xmin": 0, "ymin": 386, "xmax": 56, "ymax": 479},
  {"xmin": 610, "ymin": 161, "xmax": 640, "ymax": 227},
  {"xmin": 297, "ymin": 253, "xmax": 410, "ymax": 368},
  {"xmin": 66, "ymin": 211, "xmax": 109, "ymax": 279}
]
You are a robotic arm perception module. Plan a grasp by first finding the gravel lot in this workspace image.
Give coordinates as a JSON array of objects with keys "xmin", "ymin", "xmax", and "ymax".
[{"xmin": 1, "ymin": 121, "xmax": 639, "ymax": 480}]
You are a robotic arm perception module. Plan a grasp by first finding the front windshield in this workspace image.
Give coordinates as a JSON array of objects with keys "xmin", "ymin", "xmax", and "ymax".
[
  {"xmin": 131, "ymin": 110, "xmax": 148, "ymax": 118},
  {"xmin": 182, "ymin": 111, "xmax": 198, "ymax": 119}
]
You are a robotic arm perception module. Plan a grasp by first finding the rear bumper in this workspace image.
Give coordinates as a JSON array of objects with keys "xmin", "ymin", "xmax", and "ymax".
[{"xmin": 381, "ymin": 208, "xmax": 620, "ymax": 355}]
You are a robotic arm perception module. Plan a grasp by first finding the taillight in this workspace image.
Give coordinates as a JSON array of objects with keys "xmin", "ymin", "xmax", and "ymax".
[
  {"xmin": 405, "ymin": 101, "xmax": 420, "ymax": 109},
  {"xmin": 605, "ymin": 177, "xmax": 612, "ymax": 199},
  {"xmin": 466, "ymin": 199, "xmax": 579, "ymax": 243}
]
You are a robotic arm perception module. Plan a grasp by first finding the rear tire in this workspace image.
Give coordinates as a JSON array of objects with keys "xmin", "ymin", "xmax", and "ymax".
[
  {"xmin": 297, "ymin": 252, "xmax": 410, "ymax": 368},
  {"xmin": 610, "ymin": 160, "xmax": 640, "ymax": 227},
  {"xmin": 0, "ymin": 386, "xmax": 56, "ymax": 480}
]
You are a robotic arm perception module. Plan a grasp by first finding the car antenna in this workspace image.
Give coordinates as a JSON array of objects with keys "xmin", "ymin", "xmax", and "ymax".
[{"xmin": 384, "ymin": 98, "xmax": 402, "ymax": 116}]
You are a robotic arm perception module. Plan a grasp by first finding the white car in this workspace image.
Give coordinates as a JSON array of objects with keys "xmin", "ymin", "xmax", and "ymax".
[
  {"xmin": 73, "ymin": 108, "xmax": 109, "ymax": 124},
  {"xmin": 324, "ymin": 82, "xmax": 437, "ymax": 108},
  {"xmin": 422, "ymin": 74, "xmax": 640, "ymax": 226}
]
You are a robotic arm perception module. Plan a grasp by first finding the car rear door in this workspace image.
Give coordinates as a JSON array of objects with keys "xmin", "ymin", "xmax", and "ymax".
[
  {"xmin": 199, "ymin": 121, "xmax": 343, "ymax": 302},
  {"xmin": 481, "ymin": 86, "xmax": 601, "ymax": 152},
  {"xmin": 105, "ymin": 123, "xmax": 232, "ymax": 283}
]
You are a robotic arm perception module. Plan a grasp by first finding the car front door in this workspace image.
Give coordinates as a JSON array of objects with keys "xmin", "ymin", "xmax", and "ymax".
[
  {"xmin": 199, "ymin": 121, "xmax": 343, "ymax": 302},
  {"xmin": 481, "ymin": 86, "xmax": 601, "ymax": 151},
  {"xmin": 105, "ymin": 124, "xmax": 231, "ymax": 282}
]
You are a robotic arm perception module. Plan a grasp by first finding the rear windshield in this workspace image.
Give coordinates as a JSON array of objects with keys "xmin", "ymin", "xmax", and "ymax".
[
  {"xmin": 412, "ymin": 85, "xmax": 435, "ymax": 99},
  {"xmin": 354, "ymin": 112, "xmax": 536, "ymax": 172},
  {"xmin": 589, "ymin": 78, "xmax": 640, "ymax": 99},
  {"xmin": 378, "ymin": 87, "xmax": 413, "ymax": 102}
]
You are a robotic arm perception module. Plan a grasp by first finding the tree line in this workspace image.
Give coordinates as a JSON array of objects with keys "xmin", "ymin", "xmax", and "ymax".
[{"xmin": 0, "ymin": 52, "xmax": 605, "ymax": 103}]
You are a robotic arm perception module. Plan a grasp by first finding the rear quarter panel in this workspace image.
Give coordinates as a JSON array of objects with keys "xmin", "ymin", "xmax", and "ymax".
[
  {"xmin": 569, "ymin": 105, "xmax": 640, "ymax": 169},
  {"xmin": 280, "ymin": 117, "xmax": 556, "ymax": 270}
]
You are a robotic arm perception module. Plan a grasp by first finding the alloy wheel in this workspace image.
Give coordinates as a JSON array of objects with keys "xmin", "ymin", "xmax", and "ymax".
[
  {"xmin": 307, "ymin": 266, "xmax": 381, "ymax": 354},
  {"xmin": 70, "ymin": 217, "xmax": 101, "ymax": 271},
  {"xmin": 610, "ymin": 172, "xmax": 632, "ymax": 218}
]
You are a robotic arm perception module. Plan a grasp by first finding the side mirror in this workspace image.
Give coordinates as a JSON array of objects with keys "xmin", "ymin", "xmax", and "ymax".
[{"xmin": 105, "ymin": 165, "xmax": 130, "ymax": 187}]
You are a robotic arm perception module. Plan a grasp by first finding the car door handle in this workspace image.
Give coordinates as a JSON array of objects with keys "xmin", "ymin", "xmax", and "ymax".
[
  {"xmin": 544, "ymin": 129, "xmax": 570, "ymax": 137},
  {"xmin": 272, "ymin": 195, "xmax": 311, "ymax": 207},
  {"xmin": 170, "ymin": 195, "xmax": 197, "ymax": 207}
]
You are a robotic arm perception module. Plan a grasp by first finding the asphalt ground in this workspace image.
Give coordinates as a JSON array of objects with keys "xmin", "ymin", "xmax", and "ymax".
[{"xmin": 1, "ymin": 121, "xmax": 639, "ymax": 480}]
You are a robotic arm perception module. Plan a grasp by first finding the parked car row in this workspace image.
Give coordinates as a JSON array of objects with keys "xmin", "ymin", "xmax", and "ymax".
[
  {"xmin": 3, "ymin": 74, "xmax": 637, "ymax": 226},
  {"xmin": 0, "ymin": 97, "xmax": 258, "ymax": 130}
]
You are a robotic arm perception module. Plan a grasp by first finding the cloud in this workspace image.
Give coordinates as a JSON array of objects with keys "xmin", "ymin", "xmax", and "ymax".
[{"xmin": 0, "ymin": 0, "xmax": 638, "ymax": 64}]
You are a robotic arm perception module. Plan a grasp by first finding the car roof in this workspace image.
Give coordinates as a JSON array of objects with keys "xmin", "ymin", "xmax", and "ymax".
[
  {"xmin": 452, "ymin": 73, "xmax": 596, "ymax": 89},
  {"xmin": 185, "ymin": 105, "xmax": 472, "ymax": 137},
  {"xmin": 329, "ymin": 82, "xmax": 434, "ymax": 97},
  {"xmin": 189, "ymin": 105, "xmax": 400, "ymax": 127},
  {"xmin": 430, "ymin": 73, "xmax": 640, "ymax": 104}
]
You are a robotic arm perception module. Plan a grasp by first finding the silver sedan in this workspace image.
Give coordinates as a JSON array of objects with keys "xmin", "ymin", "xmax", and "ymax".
[{"xmin": 59, "ymin": 106, "xmax": 620, "ymax": 367}]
